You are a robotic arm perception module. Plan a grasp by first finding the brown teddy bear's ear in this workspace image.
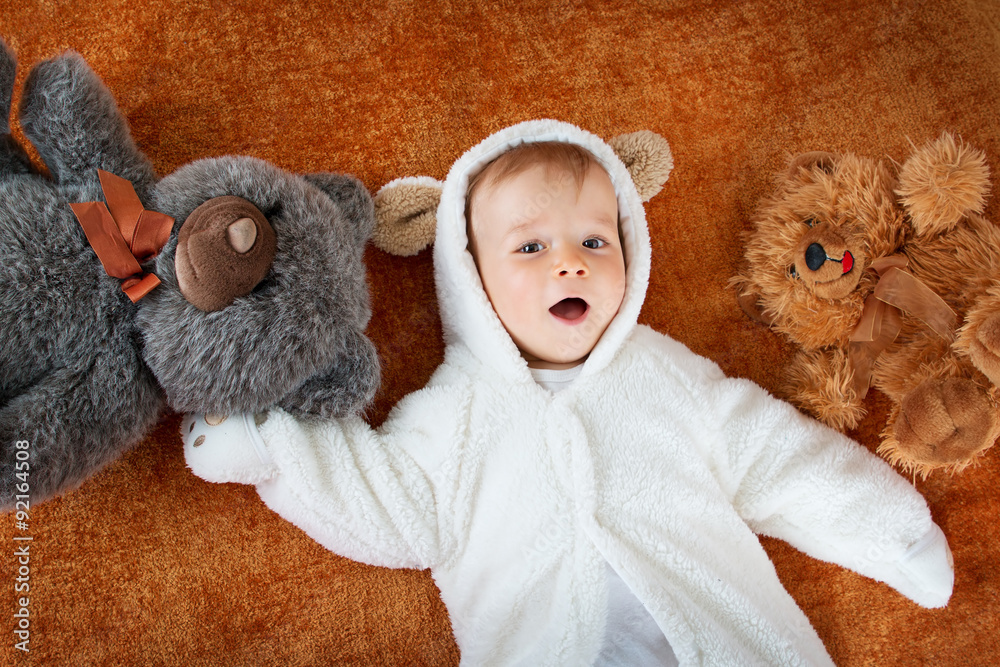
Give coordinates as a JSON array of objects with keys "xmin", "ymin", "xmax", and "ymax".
[
  {"xmin": 372, "ymin": 176, "xmax": 443, "ymax": 256},
  {"xmin": 897, "ymin": 132, "xmax": 990, "ymax": 237},
  {"xmin": 608, "ymin": 130, "xmax": 673, "ymax": 201}
]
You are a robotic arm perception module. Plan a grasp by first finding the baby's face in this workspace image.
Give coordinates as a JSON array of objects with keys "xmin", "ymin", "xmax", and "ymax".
[{"xmin": 469, "ymin": 162, "xmax": 625, "ymax": 369}]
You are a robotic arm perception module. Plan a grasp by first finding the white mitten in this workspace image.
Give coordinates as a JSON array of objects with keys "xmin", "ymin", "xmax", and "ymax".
[
  {"xmin": 865, "ymin": 524, "xmax": 954, "ymax": 608},
  {"xmin": 182, "ymin": 412, "xmax": 277, "ymax": 485}
]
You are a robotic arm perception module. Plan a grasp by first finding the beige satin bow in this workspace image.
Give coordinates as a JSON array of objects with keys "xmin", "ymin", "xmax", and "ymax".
[{"xmin": 847, "ymin": 255, "xmax": 957, "ymax": 399}]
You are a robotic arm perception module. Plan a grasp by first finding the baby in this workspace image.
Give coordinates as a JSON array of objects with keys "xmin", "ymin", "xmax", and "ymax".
[{"xmin": 185, "ymin": 120, "xmax": 953, "ymax": 666}]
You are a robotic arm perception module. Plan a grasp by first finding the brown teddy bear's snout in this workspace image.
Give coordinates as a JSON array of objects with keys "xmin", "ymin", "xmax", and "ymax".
[
  {"xmin": 792, "ymin": 222, "xmax": 863, "ymax": 300},
  {"xmin": 174, "ymin": 196, "xmax": 277, "ymax": 312}
]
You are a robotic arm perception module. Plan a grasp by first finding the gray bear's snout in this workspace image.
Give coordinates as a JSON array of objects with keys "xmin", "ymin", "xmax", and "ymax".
[{"xmin": 175, "ymin": 196, "xmax": 277, "ymax": 312}]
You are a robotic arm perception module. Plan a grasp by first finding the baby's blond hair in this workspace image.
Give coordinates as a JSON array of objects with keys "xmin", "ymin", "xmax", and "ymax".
[
  {"xmin": 468, "ymin": 141, "xmax": 595, "ymax": 202},
  {"xmin": 465, "ymin": 142, "xmax": 598, "ymax": 234}
]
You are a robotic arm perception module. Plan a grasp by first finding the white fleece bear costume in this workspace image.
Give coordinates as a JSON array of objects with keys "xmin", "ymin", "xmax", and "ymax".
[{"xmin": 185, "ymin": 120, "xmax": 953, "ymax": 666}]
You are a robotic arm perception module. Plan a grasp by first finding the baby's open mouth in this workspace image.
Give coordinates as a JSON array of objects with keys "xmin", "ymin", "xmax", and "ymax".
[{"xmin": 549, "ymin": 298, "xmax": 589, "ymax": 321}]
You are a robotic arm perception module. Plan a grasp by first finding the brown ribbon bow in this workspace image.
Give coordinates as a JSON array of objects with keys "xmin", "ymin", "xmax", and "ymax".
[
  {"xmin": 847, "ymin": 255, "xmax": 957, "ymax": 399},
  {"xmin": 70, "ymin": 170, "xmax": 174, "ymax": 302}
]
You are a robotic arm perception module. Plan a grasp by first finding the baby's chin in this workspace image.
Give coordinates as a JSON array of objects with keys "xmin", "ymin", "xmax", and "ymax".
[{"xmin": 522, "ymin": 351, "xmax": 589, "ymax": 370}]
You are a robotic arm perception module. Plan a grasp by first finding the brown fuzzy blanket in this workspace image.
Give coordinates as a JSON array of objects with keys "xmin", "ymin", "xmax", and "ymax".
[{"xmin": 2, "ymin": 1, "xmax": 999, "ymax": 664}]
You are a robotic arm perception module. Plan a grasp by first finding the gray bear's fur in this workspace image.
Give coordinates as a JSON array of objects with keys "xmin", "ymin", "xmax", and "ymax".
[{"xmin": 0, "ymin": 40, "xmax": 380, "ymax": 509}]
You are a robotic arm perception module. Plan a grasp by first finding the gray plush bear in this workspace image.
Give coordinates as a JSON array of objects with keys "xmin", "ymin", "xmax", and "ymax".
[{"xmin": 1, "ymin": 39, "xmax": 380, "ymax": 509}]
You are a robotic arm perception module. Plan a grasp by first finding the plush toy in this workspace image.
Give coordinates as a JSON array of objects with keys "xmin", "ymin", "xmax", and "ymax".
[
  {"xmin": 734, "ymin": 133, "xmax": 1000, "ymax": 476},
  {"xmin": 0, "ymin": 40, "xmax": 382, "ymax": 509}
]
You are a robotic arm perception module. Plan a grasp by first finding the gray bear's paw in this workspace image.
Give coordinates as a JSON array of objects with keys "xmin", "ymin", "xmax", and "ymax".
[
  {"xmin": 20, "ymin": 51, "xmax": 154, "ymax": 189},
  {"xmin": 0, "ymin": 40, "xmax": 33, "ymax": 176},
  {"xmin": 0, "ymin": 134, "xmax": 33, "ymax": 178},
  {"xmin": 0, "ymin": 407, "xmax": 65, "ymax": 511},
  {"xmin": 1, "ymin": 38, "xmax": 16, "ymax": 128},
  {"xmin": 278, "ymin": 329, "xmax": 381, "ymax": 420}
]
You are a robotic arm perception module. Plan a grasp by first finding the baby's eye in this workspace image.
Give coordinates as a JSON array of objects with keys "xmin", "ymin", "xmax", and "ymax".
[
  {"xmin": 582, "ymin": 237, "xmax": 607, "ymax": 249},
  {"xmin": 518, "ymin": 242, "xmax": 544, "ymax": 254}
]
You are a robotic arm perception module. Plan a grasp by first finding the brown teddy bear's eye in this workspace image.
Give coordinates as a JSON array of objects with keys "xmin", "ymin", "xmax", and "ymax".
[
  {"xmin": 788, "ymin": 265, "xmax": 798, "ymax": 278},
  {"xmin": 803, "ymin": 218, "xmax": 817, "ymax": 227}
]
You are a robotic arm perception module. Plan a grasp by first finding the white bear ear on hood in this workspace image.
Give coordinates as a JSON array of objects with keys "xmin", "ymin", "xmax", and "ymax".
[
  {"xmin": 372, "ymin": 176, "xmax": 443, "ymax": 256},
  {"xmin": 608, "ymin": 130, "xmax": 674, "ymax": 202}
]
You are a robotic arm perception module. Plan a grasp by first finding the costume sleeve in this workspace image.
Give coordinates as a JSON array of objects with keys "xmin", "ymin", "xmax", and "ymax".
[
  {"xmin": 665, "ymin": 338, "xmax": 954, "ymax": 609},
  {"xmin": 183, "ymin": 385, "xmax": 466, "ymax": 571}
]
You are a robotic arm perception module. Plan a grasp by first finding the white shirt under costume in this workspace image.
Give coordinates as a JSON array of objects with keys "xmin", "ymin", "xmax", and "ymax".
[{"xmin": 184, "ymin": 120, "xmax": 953, "ymax": 666}]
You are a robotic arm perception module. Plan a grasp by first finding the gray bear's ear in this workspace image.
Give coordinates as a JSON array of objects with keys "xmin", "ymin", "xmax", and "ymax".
[
  {"xmin": 372, "ymin": 176, "xmax": 443, "ymax": 256},
  {"xmin": 608, "ymin": 130, "xmax": 673, "ymax": 202},
  {"xmin": 303, "ymin": 172, "xmax": 376, "ymax": 245}
]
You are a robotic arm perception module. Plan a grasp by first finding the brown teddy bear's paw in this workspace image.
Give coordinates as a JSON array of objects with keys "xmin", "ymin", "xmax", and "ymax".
[
  {"xmin": 882, "ymin": 376, "xmax": 998, "ymax": 475},
  {"xmin": 783, "ymin": 348, "xmax": 865, "ymax": 430},
  {"xmin": 966, "ymin": 312, "xmax": 1000, "ymax": 388}
]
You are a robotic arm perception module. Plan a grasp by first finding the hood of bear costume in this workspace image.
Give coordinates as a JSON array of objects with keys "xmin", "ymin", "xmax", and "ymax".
[{"xmin": 433, "ymin": 119, "xmax": 654, "ymax": 383}]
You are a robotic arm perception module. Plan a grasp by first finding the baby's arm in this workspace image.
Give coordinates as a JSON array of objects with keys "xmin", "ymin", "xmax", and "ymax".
[
  {"xmin": 703, "ymin": 373, "xmax": 953, "ymax": 608},
  {"xmin": 183, "ymin": 387, "xmax": 461, "ymax": 570},
  {"xmin": 646, "ymin": 330, "xmax": 956, "ymax": 609}
]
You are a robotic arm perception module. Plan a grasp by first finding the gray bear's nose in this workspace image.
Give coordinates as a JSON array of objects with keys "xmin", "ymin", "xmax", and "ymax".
[
  {"xmin": 805, "ymin": 243, "xmax": 827, "ymax": 271},
  {"xmin": 227, "ymin": 217, "xmax": 258, "ymax": 253}
]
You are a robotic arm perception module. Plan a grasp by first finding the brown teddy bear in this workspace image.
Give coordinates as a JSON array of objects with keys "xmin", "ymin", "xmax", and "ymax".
[{"xmin": 734, "ymin": 133, "xmax": 1000, "ymax": 476}]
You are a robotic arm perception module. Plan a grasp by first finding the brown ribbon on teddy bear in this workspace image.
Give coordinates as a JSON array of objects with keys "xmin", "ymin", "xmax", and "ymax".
[
  {"xmin": 70, "ymin": 170, "xmax": 174, "ymax": 302},
  {"xmin": 848, "ymin": 255, "xmax": 958, "ymax": 399}
]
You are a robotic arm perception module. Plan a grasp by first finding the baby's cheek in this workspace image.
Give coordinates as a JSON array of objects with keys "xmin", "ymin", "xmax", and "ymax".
[
  {"xmin": 500, "ymin": 269, "xmax": 540, "ymax": 300},
  {"xmin": 488, "ymin": 270, "xmax": 538, "ymax": 323},
  {"xmin": 593, "ymin": 294, "xmax": 623, "ymax": 324},
  {"xmin": 600, "ymin": 274, "xmax": 627, "ymax": 317}
]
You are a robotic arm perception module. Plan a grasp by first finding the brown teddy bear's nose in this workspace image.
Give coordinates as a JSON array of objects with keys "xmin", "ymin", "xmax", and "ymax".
[
  {"xmin": 175, "ymin": 196, "xmax": 277, "ymax": 312},
  {"xmin": 805, "ymin": 243, "xmax": 828, "ymax": 271}
]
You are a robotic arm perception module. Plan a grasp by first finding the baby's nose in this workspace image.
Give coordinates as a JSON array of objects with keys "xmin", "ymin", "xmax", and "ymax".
[{"xmin": 555, "ymin": 250, "xmax": 588, "ymax": 277}]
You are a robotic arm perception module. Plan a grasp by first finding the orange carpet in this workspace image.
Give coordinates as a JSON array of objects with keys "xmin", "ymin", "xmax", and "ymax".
[{"xmin": 3, "ymin": 1, "xmax": 1000, "ymax": 664}]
